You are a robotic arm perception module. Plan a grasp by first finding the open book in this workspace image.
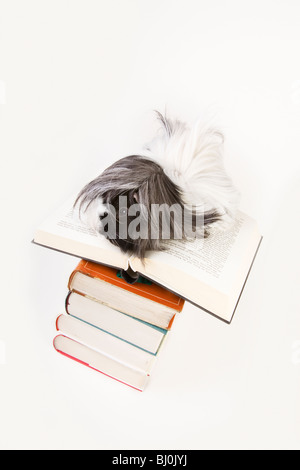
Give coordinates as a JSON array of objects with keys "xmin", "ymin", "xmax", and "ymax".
[{"xmin": 33, "ymin": 196, "xmax": 262, "ymax": 323}]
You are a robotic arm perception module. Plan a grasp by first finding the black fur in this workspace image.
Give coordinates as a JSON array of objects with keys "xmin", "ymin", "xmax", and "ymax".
[{"xmin": 74, "ymin": 155, "xmax": 220, "ymax": 260}]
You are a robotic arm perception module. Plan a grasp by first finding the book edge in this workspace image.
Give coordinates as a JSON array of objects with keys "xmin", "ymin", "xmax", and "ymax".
[{"xmin": 227, "ymin": 234, "xmax": 263, "ymax": 324}]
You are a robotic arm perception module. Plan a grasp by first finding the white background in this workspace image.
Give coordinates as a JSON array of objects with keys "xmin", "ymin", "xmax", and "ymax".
[{"xmin": 1, "ymin": 0, "xmax": 300, "ymax": 450}]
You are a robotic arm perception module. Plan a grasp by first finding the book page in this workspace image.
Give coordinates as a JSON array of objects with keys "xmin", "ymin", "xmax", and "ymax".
[
  {"xmin": 56, "ymin": 208, "xmax": 96, "ymax": 235},
  {"xmin": 159, "ymin": 216, "xmax": 244, "ymax": 280},
  {"xmin": 34, "ymin": 196, "xmax": 128, "ymax": 269},
  {"xmin": 132, "ymin": 211, "xmax": 261, "ymax": 292}
]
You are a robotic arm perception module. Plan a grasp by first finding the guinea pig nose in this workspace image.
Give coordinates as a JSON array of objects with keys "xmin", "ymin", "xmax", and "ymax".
[{"xmin": 99, "ymin": 212, "xmax": 108, "ymax": 220}]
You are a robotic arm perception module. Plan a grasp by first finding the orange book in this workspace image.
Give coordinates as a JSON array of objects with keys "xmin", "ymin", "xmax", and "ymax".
[
  {"xmin": 67, "ymin": 260, "xmax": 185, "ymax": 329},
  {"xmin": 68, "ymin": 260, "xmax": 185, "ymax": 310}
]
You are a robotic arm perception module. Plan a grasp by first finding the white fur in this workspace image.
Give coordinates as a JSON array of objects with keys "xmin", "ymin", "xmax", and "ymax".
[
  {"xmin": 77, "ymin": 197, "xmax": 107, "ymax": 235},
  {"xmin": 143, "ymin": 116, "xmax": 240, "ymax": 229}
]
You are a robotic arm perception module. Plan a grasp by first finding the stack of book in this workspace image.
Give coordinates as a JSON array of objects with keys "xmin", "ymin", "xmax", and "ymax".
[
  {"xmin": 33, "ymin": 196, "xmax": 262, "ymax": 390},
  {"xmin": 53, "ymin": 260, "xmax": 185, "ymax": 391}
]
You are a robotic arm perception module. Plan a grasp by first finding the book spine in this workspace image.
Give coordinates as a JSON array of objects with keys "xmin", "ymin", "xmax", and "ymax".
[
  {"xmin": 67, "ymin": 260, "xmax": 87, "ymax": 290},
  {"xmin": 67, "ymin": 270, "xmax": 78, "ymax": 291},
  {"xmin": 166, "ymin": 314, "xmax": 176, "ymax": 331},
  {"xmin": 65, "ymin": 290, "xmax": 72, "ymax": 313}
]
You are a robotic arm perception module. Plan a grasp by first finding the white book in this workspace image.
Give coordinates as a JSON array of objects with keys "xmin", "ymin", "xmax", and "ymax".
[
  {"xmin": 55, "ymin": 314, "xmax": 157, "ymax": 375},
  {"xmin": 53, "ymin": 334, "xmax": 149, "ymax": 392},
  {"xmin": 66, "ymin": 291, "xmax": 168, "ymax": 355}
]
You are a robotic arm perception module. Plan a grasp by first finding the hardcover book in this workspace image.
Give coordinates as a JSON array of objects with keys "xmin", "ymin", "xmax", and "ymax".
[
  {"xmin": 56, "ymin": 314, "xmax": 157, "ymax": 375},
  {"xmin": 53, "ymin": 334, "xmax": 149, "ymax": 392},
  {"xmin": 66, "ymin": 291, "xmax": 170, "ymax": 354},
  {"xmin": 67, "ymin": 260, "xmax": 184, "ymax": 329}
]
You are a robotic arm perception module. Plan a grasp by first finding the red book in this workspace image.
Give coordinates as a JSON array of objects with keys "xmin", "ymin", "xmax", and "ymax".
[{"xmin": 53, "ymin": 335, "xmax": 148, "ymax": 392}]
